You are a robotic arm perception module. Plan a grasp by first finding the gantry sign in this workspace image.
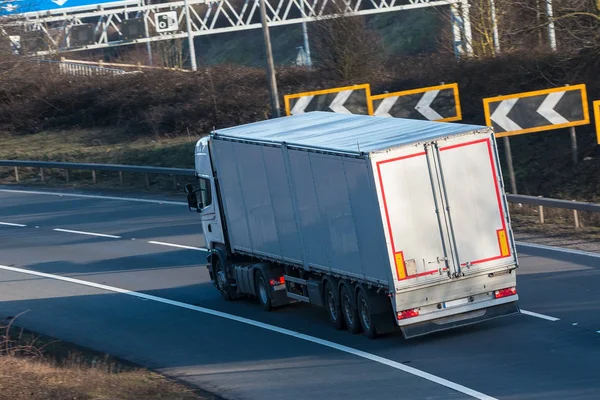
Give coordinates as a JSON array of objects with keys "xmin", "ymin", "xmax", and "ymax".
[{"xmin": 0, "ymin": 0, "xmax": 474, "ymax": 57}]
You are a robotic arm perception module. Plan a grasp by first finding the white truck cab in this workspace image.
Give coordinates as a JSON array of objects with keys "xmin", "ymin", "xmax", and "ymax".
[{"xmin": 189, "ymin": 136, "xmax": 224, "ymax": 248}]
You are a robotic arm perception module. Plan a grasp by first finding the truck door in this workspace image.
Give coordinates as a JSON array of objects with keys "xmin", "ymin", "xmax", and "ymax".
[
  {"xmin": 431, "ymin": 135, "xmax": 514, "ymax": 276},
  {"xmin": 195, "ymin": 137, "xmax": 225, "ymax": 248},
  {"xmin": 374, "ymin": 146, "xmax": 457, "ymax": 288}
]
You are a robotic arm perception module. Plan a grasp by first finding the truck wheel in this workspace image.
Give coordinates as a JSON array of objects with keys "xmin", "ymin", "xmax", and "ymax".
[
  {"xmin": 214, "ymin": 257, "xmax": 233, "ymax": 301},
  {"xmin": 357, "ymin": 289, "xmax": 377, "ymax": 339},
  {"xmin": 324, "ymin": 281, "xmax": 344, "ymax": 330},
  {"xmin": 340, "ymin": 284, "xmax": 361, "ymax": 334},
  {"xmin": 255, "ymin": 270, "xmax": 272, "ymax": 311}
]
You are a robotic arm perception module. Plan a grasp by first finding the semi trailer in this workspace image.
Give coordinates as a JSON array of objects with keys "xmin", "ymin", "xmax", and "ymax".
[{"xmin": 185, "ymin": 111, "xmax": 520, "ymax": 339}]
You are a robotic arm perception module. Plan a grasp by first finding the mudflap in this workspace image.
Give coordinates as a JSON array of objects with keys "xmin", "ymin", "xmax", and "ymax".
[
  {"xmin": 400, "ymin": 301, "xmax": 520, "ymax": 339},
  {"xmin": 270, "ymin": 286, "xmax": 292, "ymax": 307}
]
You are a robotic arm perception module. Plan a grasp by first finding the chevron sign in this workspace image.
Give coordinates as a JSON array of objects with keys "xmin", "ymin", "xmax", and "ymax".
[
  {"xmin": 371, "ymin": 83, "xmax": 462, "ymax": 122},
  {"xmin": 284, "ymin": 84, "xmax": 373, "ymax": 116},
  {"xmin": 483, "ymin": 84, "xmax": 590, "ymax": 138}
]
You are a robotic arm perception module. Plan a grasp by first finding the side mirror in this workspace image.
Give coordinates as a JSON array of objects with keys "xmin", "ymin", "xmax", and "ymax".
[
  {"xmin": 186, "ymin": 191, "xmax": 198, "ymax": 212},
  {"xmin": 184, "ymin": 183, "xmax": 194, "ymax": 194}
]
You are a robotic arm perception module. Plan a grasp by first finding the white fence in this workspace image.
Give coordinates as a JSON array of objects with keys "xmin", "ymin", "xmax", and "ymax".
[
  {"xmin": 31, "ymin": 59, "xmax": 140, "ymax": 77},
  {"xmin": 57, "ymin": 61, "xmax": 131, "ymax": 77}
]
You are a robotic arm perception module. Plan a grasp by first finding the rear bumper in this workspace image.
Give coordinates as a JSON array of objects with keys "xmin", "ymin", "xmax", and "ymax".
[{"xmin": 400, "ymin": 300, "xmax": 520, "ymax": 339}]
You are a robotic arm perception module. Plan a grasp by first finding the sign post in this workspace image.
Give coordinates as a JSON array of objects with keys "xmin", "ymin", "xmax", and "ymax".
[{"xmin": 503, "ymin": 137, "xmax": 517, "ymax": 195}]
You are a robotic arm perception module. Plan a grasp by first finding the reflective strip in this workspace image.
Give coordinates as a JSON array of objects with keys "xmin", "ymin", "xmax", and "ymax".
[
  {"xmin": 395, "ymin": 252, "xmax": 406, "ymax": 280},
  {"xmin": 497, "ymin": 229, "xmax": 510, "ymax": 257}
]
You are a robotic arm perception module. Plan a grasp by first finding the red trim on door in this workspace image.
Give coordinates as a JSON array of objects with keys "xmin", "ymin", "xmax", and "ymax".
[
  {"xmin": 439, "ymin": 138, "xmax": 489, "ymax": 152},
  {"xmin": 377, "ymin": 152, "xmax": 427, "ymax": 165}
]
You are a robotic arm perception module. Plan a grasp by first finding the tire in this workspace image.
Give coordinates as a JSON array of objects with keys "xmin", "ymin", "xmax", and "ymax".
[
  {"xmin": 255, "ymin": 270, "xmax": 272, "ymax": 311},
  {"xmin": 357, "ymin": 289, "xmax": 378, "ymax": 339},
  {"xmin": 340, "ymin": 283, "xmax": 361, "ymax": 334},
  {"xmin": 213, "ymin": 257, "xmax": 234, "ymax": 301},
  {"xmin": 324, "ymin": 281, "xmax": 345, "ymax": 330}
]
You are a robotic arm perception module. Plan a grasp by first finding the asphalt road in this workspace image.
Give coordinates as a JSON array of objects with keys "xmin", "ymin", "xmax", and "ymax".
[{"xmin": 1, "ymin": 186, "xmax": 599, "ymax": 400}]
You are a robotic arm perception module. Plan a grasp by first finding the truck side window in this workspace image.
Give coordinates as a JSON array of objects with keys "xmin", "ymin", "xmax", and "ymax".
[{"xmin": 199, "ymin": 178, "xmax": 212, "ymax": 209}]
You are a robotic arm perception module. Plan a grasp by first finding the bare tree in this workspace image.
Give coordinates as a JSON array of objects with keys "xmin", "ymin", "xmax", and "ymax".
[{"xmin": 309, "ymin": 9, "xmax": 386, "ymax": 82}]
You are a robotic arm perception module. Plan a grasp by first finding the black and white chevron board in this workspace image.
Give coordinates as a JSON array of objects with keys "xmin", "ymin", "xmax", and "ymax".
[
  {"xmin": 370, "ymin": 83, "xmax": 462, "ymax": 122},
  {"xmin": 483, "ymin": 84, "xmax": 590, "ymax": 138},
  {"xmin": 284, "ymin": 84, "xmax": 373, "ymax": 116}
]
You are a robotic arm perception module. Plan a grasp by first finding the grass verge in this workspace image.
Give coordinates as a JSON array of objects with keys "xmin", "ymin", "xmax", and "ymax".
[
  {"xmin": 0, "ymin": 129, "xmax": 198, "ymax": 195},
  {"xmin": 0, "ymin": 315, "xmax": 220, "ymax": 400},
  {"xmin": 0, "ymin": 129, "xmax": 198, "ymax": 168}
]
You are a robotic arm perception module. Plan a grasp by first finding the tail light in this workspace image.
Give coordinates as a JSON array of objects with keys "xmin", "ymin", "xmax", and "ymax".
[
  {"xmin": 397, "ymin": 308, "xmax": 419, "ymax": 320},
  {"xmin": 269, "ymin": 276, "xmax": 285, "ymax": 286},
  {"xmin": 494, "ymin": 286, "xmax": 517, "ymax": 299}
]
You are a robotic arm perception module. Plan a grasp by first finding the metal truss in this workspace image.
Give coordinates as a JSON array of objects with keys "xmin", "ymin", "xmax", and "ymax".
[{"xmin": 1, "ymin": 0, "xmax": 473, "ymax": 57}]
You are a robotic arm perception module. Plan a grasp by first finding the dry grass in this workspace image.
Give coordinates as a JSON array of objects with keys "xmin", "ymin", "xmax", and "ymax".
[
  {"xmin": 0, "ymin": 129, "xmax": 197, "ymax": 168},
  {"xmin": 0, "ymin": 129, "xmax": 198, "ymax": 195},
  {"xmin": 0, "ymin": 358, "xmax": 209, "ymax": 400},
  {"xmin": 0, "ymin": 317, "xmax": 218, "ymax": 400}
]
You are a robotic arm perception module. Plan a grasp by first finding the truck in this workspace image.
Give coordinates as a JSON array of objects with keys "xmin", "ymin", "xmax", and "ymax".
[{"xmin": 185, "ymin": 111, "xmax": 520, "ymax": 339}]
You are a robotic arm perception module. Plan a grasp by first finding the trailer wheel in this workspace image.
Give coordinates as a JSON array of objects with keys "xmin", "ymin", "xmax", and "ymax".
[
  {"xmin": 324, "ymin": 281, "xmax": 344, "ymax": 330},
  {"xmin": 255, "ymin": 270, "xmax": 272, "ymax": 311},
  {"xmin": 340, "ymin": 284, "xmax": 361, "ymax": 334},
  {"xmin": 357, "ymin": 289, "xmax": 377, "ymax": 339}
]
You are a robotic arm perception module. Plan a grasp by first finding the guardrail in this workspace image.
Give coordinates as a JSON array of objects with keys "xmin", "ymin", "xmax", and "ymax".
[
  {"xmin": 506, "ymin": 194, "xmax": 600, "ymax": 228},
  {"xmin": 1, "ymin": 160, "xmax": 598, "ymax": 228},
  {"xmin": 0, "ymin": 160, "xmax": 195, "ymax": 190}
]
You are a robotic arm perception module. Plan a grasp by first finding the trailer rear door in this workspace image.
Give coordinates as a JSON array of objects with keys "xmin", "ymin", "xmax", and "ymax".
[
  {"xmin": 373, "ymin": 146, "xmax": 456, "ymax": 289},
  {"xmin": 432, "ymin": 134, "xmax": 515, "ymax": 276},
  {"xmin": 373, "ymin": 132, "xmax": 515, "ymax": 291}
]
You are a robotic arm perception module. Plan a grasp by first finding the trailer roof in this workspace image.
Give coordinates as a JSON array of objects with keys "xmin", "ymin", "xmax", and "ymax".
[{"xmin": 212, "ymin": 111, "xmax": 490, "ymax": 155}]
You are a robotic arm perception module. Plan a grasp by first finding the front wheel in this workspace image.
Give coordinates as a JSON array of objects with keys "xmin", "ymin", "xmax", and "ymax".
[{"xmin": 214, "ymin": 257, "xmax": 234, "ymax": 301}]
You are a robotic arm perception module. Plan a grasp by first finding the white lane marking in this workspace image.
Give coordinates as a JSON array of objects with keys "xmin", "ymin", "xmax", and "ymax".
[
  {"xmin": 0, "ymin": 189, "xmax": 187, "ymax": 206},
  {"xmin": 520, "ymin": 309, "xmax": 560, "ymax": 322},
  {"xmin": 0, "ymin": 222, "xmax": 27, "ymax": 227},
  {"xmin": 0, "ymin": 264, "xmax": 496, "ymax": 400},
  {"xmin": 516, "ymin": 242, "xmax": 600, "ymax": 259},
  {"xmin": 53, "ymin": 228, "xmax": 121, "ymax": 239},
  {"xmin": 148, "ymin": 241, "xmax": 206, "ymax": 251}
]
